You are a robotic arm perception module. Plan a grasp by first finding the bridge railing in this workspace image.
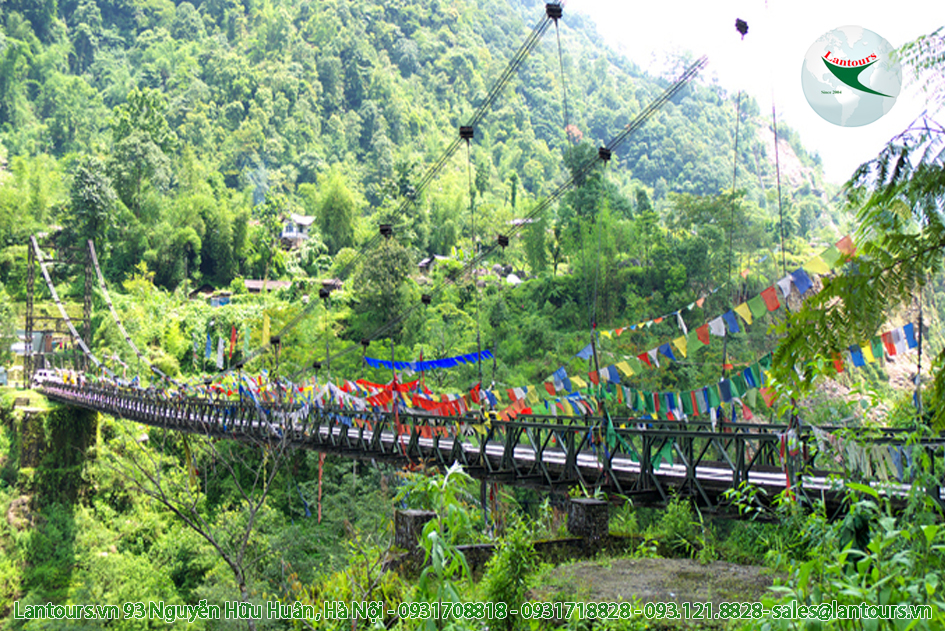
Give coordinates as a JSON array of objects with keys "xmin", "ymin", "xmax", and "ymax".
[{"xmin": 36, "ymin": 382, "xmax": 945, "ymax": 508}]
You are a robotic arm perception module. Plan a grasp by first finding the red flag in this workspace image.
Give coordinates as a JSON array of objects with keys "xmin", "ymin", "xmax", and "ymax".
[
  {"xmin": 696, "ymin": 324, "xmax": 710, "ymax": 345},
  {"xmin": 229, "ymin": 325, "xmax": 237, "ymax": 359},
  {"xmin": 588, "ymin": 371, "xmax": 599, "ymax": 385},
  {"xmin": 760, "ymin": 387, "xmax": 778, "ymax": 407},
  {"xmin": 833, "ymin": 353, "xmax": 845, "ymax": 373},
  {"xmin": 544, "ymin": 382, "xmax": 556, "ymax": 397},
  {"xmin": 741, "ymin": 403, "xmax": 754, "ymax": 421},
  {"xmin": 761, "ymin": 286, "xmax": 780, "ymax": 311},
  {"xmin": 638, "ymin": 353, "xmax": 652, "ymax": 367},
  {"xmin": 835, "ymin": 235, "xmax": 856, "ymax": 257}
]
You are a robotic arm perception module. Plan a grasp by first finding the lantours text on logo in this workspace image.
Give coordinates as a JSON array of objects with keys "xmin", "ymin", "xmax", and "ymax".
[{"xmin": 823, "ymin": 52, "xmax": 877, "ymax": 67}]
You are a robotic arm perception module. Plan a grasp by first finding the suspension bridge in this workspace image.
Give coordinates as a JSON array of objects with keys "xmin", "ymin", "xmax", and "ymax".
[
  {"xmin": 15, "ymin": 3, "xmax": 942, "ymax": 518},
  {"xmin": 36, "ymin": 381, "xmax": 945, "ymax": 514}
]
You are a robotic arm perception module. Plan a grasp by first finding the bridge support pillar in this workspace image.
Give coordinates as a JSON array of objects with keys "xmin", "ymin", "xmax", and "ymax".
[
  {"xmin": 394, "ymin": 509, "xmax": 436, "ymax": 549},
  {"xmin": 567, "ymin": 498, "xmax": 608, "ymax": 540}
]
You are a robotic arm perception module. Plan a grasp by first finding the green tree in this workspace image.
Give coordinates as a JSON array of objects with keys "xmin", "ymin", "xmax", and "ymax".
[
  {"xmin": 111, "ymin": 87, "xmax": 178, "ymax": 153},
  {"xmin": 254, "ymin": 193, "xmax": 289, "ymax": 286},
  {"xmin": 524, "ymin": 208, "xmax": 548, "ymax": 275},
  {"xmin": 70, "ymin": 0, "xmax": 104, "ymax": 73},
  {"xmin": 109, "ymin": 88, "xmax": 177, "ymax": 214},
  {"xmin": 68, "ymin": 155, "xmax": 117, "ymax": 246},
  {"xmin": 316, "ymin": 169, "xmax": 357, "ymax": 255},
  {"xmin": 351, "ymin": 237, "xmax": 415, "ymax": 338},
  {"xmin": 774, "ymin": 115, "xmax": 945, "ymax": 423}
]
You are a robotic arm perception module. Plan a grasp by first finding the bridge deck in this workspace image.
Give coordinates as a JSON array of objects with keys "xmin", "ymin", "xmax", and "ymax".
[{"xmin": 38, "ymin": 384, "xmax": 945, "ymax": 512}]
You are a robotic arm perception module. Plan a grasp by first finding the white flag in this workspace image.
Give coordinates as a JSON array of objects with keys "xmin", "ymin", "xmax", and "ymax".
[
  {"xmin": 708, "ymin": 316, "xmax": 726, "ymax": 337},
  {"xmin": 216, "ymin": 337, "xmax": 225, "ymax": 369}
]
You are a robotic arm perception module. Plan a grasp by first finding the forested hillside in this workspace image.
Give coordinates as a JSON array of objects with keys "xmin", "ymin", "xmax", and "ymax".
[
  {"xmin": 0, "ymin": 0, "xmax": 843, "ymax": 399},
  {"xmin": 3, "ymin": 0, "xmax": 945, "ymax": 628}
]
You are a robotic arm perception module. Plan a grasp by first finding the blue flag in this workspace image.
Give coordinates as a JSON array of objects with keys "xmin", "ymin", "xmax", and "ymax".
[{"xmin": 205, "ymin": 332, "xmax": 212, "ymax": 359}]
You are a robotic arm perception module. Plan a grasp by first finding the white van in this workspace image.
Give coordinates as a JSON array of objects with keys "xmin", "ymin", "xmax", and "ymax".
[{"xmin": 31, "ymin": 369, "xmax": 61, "ymax": 388}]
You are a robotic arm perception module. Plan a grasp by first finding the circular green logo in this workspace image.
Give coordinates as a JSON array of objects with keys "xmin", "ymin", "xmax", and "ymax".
[{"xmin": 801, "ymin": 26, "xmax": 901, "ymax": 127}]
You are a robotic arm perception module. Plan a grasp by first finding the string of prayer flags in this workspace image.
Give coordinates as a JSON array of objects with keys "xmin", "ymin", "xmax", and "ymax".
[
  {"xmin": 596, "ymin": 237, "xmax": 850, "ymax": 339},
  {"xmin": 364, "ymin": 349, "xmax": 494, "ymax": 372}
]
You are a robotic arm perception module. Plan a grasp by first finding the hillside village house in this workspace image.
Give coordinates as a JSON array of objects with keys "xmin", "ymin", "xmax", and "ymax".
[{"xmin": 281, "ymin": 214, "xmax": 316, "ymax": 248}]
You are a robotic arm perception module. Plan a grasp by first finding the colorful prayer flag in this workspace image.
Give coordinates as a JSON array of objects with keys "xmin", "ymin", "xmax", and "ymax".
[
  {"xmin": 791, "ymin": 268, "xmax": 813, "ymax": 294},
  {"xmin": 836, "ymin": 235, "xmax": 855, "ymax": 256},
  {"xmin": 734, "ymin": 303, "xmax": 753, "ymax": 325},
  {"xmin": 803, "ymin": 256, "xmax": 831, "ymax": 275},
  {"xmin": 747, "ymin": 294, "xmax": 767, "ymax": 319},
  {"xmin": 760, "ymin": 286, "xmax": 781, "ymax": 311}
]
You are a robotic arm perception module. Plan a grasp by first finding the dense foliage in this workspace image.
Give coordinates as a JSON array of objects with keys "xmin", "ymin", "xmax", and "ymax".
[
  {"xmin": 0, "ymin": 0, "xmax": 849, "ymax": 409},
  {"xmin": 4, "ymin": 0, "xmax": 944, "ymax": 630}
]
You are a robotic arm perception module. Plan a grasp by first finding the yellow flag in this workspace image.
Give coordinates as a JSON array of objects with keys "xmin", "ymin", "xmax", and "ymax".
[
  {"xmin": 615, "ymin": 361, "xmax": 634, "ymax": 376},
  {"xmin": 600, "ymin": 330, "xmax": 613, "ymax": 339},
  {"xmin": 862, "ymin": 343, "xmax": 876, "ymax": 363},
  {"xmin": 672, "ymin": 336, "xmax": 688, "ymax": 358},
  {"xmin": 803, "ymin": 256, "xmax": 831, "ymax": 275},
  {"xmin": 571, "ymin": 375, "xmax": 588, "ymax": 389},
  {"xmin": 262, "ymin": 313, "xmax": 270, "ymax": 345},
  {"xmin": 527, "ymin": 387, "xmax": 540, "ymax": 405},
  {"xmin": 734, "ymin": 303, "xmax": 753, "ymax": 325}
]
